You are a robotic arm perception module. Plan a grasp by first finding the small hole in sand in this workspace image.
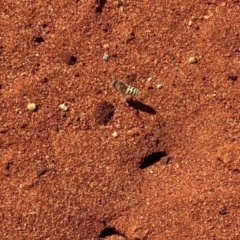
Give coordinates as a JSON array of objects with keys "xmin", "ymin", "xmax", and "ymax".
[
  {"xmin": 33, "ymin": 36, "xmax": 44, "ymax": 43},
  {"xmin": 139, "ymin": 151, "xmax": 167, "ymax": 169},
  {"xmin": 99, "ymin": 227, "xmax": 121, "ymax": 238},
  {"xmin": 94, "ymin": 101, "xmax": 115, "ymax": 125}
]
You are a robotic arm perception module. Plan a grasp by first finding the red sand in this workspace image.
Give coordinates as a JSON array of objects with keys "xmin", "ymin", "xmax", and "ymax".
[{"xmin": 0, "ymin": 1, "xmax": 239, "ymax": 239}]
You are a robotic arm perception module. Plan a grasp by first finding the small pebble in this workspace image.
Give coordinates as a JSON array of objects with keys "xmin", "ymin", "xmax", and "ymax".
[
  {"xmin": 160, "ymin": 156, "xmax": 171, "ymax": 164},
  {"xmin": 147, "ymin": 77, "xmax": 152, "ymax": 81},
  {"xmin": 103, "ymin": 53, "xmax": 110, "ymax": 61},
  {"xmin": 27, "ymin": 103, "xmax": 37, "ymax": 111},
  {"xmin": 59, "ymin": 103, "xmax": 68, "ymax": 111},
  {"xmin": 203, "ymin": 12, "xmax": 213, "ymax": 20},
  {"xmin": 149, "ymin": 169, "xmax": 154, "ymax": 174},
  {"xmin": 112, "ymin": 131, "xmax": 119, "ymax": 138},
  {"xmin": 156, "ymin": 84, "xmax": 162, "ymax": 89},
  {"xmin": 126, "ymin": 128, "xmax": 139, "ymax": 136},
  {"xmin": 188, "ymin": 56, "xmax": 198, "ymax": 64},
  {"xmin": 103, "ymin": 43, "xmax": 109, "ymax": 49}
]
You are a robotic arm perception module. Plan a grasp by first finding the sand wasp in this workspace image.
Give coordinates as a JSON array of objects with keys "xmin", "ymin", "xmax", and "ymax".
[{"xmin": 111, "ymin": 80, "xmax": 141, "ymax": 96}]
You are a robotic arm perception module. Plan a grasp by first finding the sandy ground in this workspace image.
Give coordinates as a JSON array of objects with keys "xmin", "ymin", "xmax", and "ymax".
[{"xmin": 0, "ymin": 0, "xmax": 239, "ymax": 239}]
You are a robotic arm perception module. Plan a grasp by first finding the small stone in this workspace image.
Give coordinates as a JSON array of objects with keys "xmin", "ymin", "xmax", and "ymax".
[
  {"xmin": 103, "ymin": 43, "xmax": 109, "ymax": 49},
  {"xmin": 112, "ymin": 131, "xmax": 119, "ymax": 138},
  {"xmin": 147, "ymin": 77, "xmax": 152, "ymax": 81},
  {"xmin": 59, "ymin": 103, "xmax": 68, "ymax": 111},
  {"xmin": 160, "ymin": 156, "xmax": 170, "ymax": 164},
  {"xmin": 203, "ymin": 12, "xmax": 213, "ymax": 20},
  {"xmin": 27, "ymin": 103, "xmax": 37, "ymax": 111},
  {"xmin": 103, "ymin": 53, "xmax": 110, "ymax": 61},
  {"xmin": 126, "ymin": 128, "xmax": 139, "ymax": 136},
  {"xmin": 131, "ymin": 226, "xmax": 149, "ymax": 240},
  {"xmin": 188, "ymin": 56, "xmax": 198, "ymax": 64},
  {"xmin": 156, "ymin": 84, "xmax": 162, "ymax": 89},
  {"xmin": 149, "ymin": 169, "xmax": 154, "ymax": 174}
]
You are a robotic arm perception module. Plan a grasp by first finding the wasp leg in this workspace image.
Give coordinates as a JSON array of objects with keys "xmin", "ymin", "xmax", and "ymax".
[
  {"xmin": 125, "ymin": 97, "xmax": 141, "ymax": 117},
  {"xmin": 118, "ymin": 93, "xmax": 129, "ymax": 106},
  {"xmin": 122, "ymin": 95, "xmax": 130, "ymax": 106}
]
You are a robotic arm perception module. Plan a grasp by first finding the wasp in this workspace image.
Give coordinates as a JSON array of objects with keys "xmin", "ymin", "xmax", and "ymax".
[{"xmin": 111, "ymin": 80, "xmax": 141, "ymax": 96}]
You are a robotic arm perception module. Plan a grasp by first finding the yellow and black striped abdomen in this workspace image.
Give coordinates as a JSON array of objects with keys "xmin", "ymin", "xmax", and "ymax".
[
  {"xmin": 125, "ymin": 86, "xmax": 141, "ymax": 95},
  {"xmin": 112, "ymin": 80, "xmax": 141, "ymax": 95}
]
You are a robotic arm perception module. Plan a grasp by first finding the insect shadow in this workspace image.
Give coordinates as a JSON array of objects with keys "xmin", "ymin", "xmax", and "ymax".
[{"xmin": 126, "ymin": 98, "xmax": 156, "ymax": 115}]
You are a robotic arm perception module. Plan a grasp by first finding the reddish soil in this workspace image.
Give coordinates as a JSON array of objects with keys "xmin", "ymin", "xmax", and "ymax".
[{"xmin": 0, "ymin": 1, "xmax": 240, "ymax": 239}]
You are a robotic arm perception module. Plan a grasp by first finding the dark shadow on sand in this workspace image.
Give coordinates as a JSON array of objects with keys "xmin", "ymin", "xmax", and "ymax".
[{"xmin": 127, "ymin": 98, "xmax": 156, "ymax": 115}]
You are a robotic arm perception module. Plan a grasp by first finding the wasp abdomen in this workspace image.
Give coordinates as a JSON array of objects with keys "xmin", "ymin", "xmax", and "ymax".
[{"xmin": 126, "ymin": 86, "xmax": 141, "ymax": 95}]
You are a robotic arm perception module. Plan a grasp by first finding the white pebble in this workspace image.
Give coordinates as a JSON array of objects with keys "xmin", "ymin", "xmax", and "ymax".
[
  {"xmin": 112, "ymin": 131, "xmax": 119, "ymax": 138},
  {"xmin": 59, "ymin": 103, "xmax": 68, "ymax": 111},
  {"xmin": 103, "ymin": 53, "xmax": 109, "ymax": 61},
  {"xmin": 188, "ymin": 56, "xmax": 198, "ymax": 64},
  {"xmin": 156, "ymin": 84, "xmax": 162, "ymax": 89},
  {"xmin": 27, "ymin": 103, "xmax": 37, "ymax": 111}
]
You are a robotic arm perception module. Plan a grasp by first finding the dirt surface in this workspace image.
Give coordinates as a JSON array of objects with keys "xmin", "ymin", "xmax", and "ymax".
[{"xmin": 0, "ymin": 0, "xmax": 240, "ymax": 239}]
